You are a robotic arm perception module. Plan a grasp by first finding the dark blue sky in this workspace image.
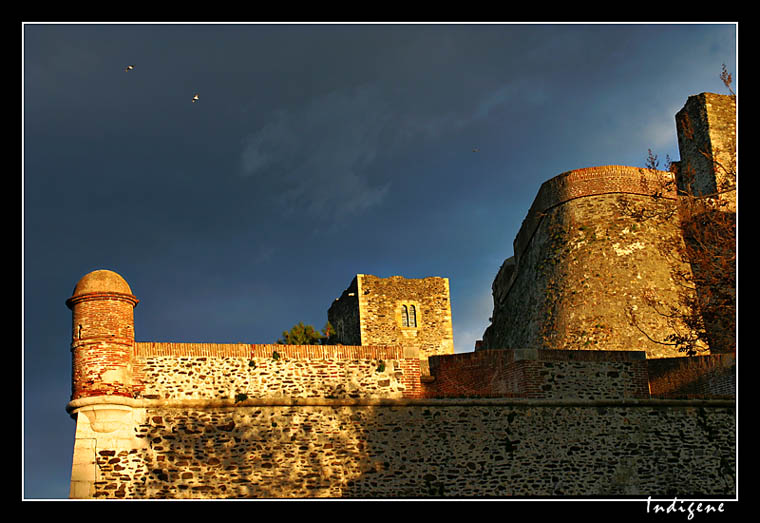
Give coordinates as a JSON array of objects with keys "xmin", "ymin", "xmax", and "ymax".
[{"xmin": 23, "ymin": 22, "xmax": 736, "ymax": 499}]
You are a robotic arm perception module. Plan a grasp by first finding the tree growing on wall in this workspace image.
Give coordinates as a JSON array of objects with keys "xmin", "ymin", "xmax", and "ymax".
[
  {"xmin": 626, "ymin": 65, "xmax": 736, "ymax": 356},
  {"xmin": 276, "ymin": 321, "xmax": 336, "ymax": 345}
]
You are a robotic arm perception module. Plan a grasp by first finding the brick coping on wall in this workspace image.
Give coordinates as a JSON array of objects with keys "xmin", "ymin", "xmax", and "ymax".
[
  {"xmin": 431, "ymin": 348, "xmax": 648, "ymax": 364},
  {"xmin": 66, "ymin": 394, "xmax": 735, "ymax": 418},
  {"xmin": 134, "ymin": 342, "xmax": 417, "ymax": 360}
]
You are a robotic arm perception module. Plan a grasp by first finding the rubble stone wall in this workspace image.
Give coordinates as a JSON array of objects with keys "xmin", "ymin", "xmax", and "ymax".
[
  {"xmin": 482, "ymin": 180, "xmax": 697, "ymax": 359},
  {"xmin": 132, "ymin": 342, "xmax": 423, "ymax": 401},
  {"xmin": 74, "ymin": 398, "xmax": 735, "ymax": 499}
]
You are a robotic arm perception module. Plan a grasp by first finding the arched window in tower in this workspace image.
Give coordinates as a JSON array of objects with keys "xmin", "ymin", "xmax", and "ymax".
[
  {"xmin": 401, "ymin": 305, "xmax": 409, "ymax": 327},
  {"xmin": 409, "ymin": 305, "xmax": 417, "ymax": 327}
]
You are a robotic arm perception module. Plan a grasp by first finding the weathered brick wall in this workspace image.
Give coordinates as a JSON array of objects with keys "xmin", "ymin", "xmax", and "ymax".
[
  {"xmin": 132, "ymin": 343, "xmax": 423, "ymax": 400},
  {"xmin": 482, "ymin": 178, "xmax": 698, "ymax": 359},
  {"xmin": 425, "ymin": 349, "xmax": 650, "ymax": 400},
  {"xmin": 355, "ymin": 274, "xmax": 455, "ymax": 363},
  {"xmin": 648, "ymin": 353, "xmax": 736, "ymax": 398},
  {"xmin": 78, "ymin": 399, "xmax": 735, "ymax": 498}
]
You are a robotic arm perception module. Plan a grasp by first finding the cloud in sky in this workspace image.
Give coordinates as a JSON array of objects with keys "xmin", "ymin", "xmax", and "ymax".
[
  {"xmin": 240, "ymin": 84, "xmax": 394, "ymax": 220},
  {"xmin": 239, "ymin": 73, "xmax": 552, "ymax": 223},
  {"xmin": 473, "ymin": 75, "xmax": 550, "ymax": 121}
]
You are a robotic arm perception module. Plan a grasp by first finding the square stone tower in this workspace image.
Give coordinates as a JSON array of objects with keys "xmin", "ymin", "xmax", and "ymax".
[
  {"xmin": 328, "ymin": 274, "xmax": 455, "ymax": 373},
  {"xmin": 674, "ymin": 92, "xmax": 736, "ymax": 210}
]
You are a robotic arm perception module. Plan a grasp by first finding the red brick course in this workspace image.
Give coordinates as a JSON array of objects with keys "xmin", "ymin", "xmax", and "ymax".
[
  {"xmin": 647, "ymin": 353, "xmax": 735, "ymax": 398},
  {"xmin": 424, "ymin": 349, "xmax": 650, "ymax": 399},
  {"xmin": 134, "ymin": 342, "xmax": 407, "ymax": 360}
]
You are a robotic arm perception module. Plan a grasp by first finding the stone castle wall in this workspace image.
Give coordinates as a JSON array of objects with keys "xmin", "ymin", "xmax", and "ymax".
[
  {"xmin": 326, "ymin": 277, "xmax": 362, "ymax": 345},
  {"xmin": 425, "ymin": 349, "xmax": 650, "ymax": 400},
  {"xmin": 481, "ymin": 173, "xmax": 697, "ymax": 358},
  {"xmin": 131, "ymin": 343, "xmax": 423, "ymax": 401},
  {"xmin": 65, "ymin": 91, "xmax": 736, "ymax": 499},
  {"xmin": 70, "ymin": 397, "xmax": 735, "ymax": 498},
  {"xmin": 66, "ymin": 338, "xmax": 735, "ymax": 499},
  {"xmin": 647, "ymin": 353, "xmax": 736, "ymax": 398},
  {"xmin": 512, "ymin": 166, "xmax": 677, "ymax": 265},
  {"xmin": 481, "ymin": 93, "xmax": 736, "ymax": 358}
]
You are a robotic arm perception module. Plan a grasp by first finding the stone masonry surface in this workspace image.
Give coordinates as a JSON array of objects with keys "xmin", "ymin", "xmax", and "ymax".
[
  {"xmin": 327, "ymin": 277, "xmax": 361, "ymax": 345},
  {"xmin": 359, "ymin": 274, "xmax": 454, "ymax": 360},
  {"xmin": 482, "ymin": 93, "xmax": 735, "ymax": 358},
  {"xmin": 80, "ymin": 400, "xmax": 734, "ymax": 499},
  {"xmin": 648, "ymin": 354, "xmax": 736, "ymax": 398},
  {"xmin": 425, "ymin": 349, "xmax": 650, "ymax": 400},
  {"xmin": 483, "ymin": 189, "xmax": 695, "ymax": 358},
  {"xmin": 132, "ymin": 343, "xmax": 422, "ymax": 401},
  {"xmin": 675, "ymin": 92, "xmax": 737, "ymax": 205}
]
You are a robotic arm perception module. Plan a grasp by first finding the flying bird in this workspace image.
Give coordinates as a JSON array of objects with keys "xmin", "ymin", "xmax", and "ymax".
[
  {"xmin": 124, "ymin": 65, "xmax": 135, "ymax": 72},
  {"xmin": 192, "ymin": 94, "xmax": 199, "ymax": 103}
]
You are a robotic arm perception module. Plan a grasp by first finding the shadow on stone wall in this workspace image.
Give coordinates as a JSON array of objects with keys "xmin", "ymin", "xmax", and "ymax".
[
  {"xmin": 93, "ymin": 401, "xmax": 737, "ymax": 499},
  {"xmin": 648, "ymin": 354, "xmax": 736, "ymax": 398},
  {"xmin": 127, "ymin": 405, "xmax": 378, "ymax": 498}
]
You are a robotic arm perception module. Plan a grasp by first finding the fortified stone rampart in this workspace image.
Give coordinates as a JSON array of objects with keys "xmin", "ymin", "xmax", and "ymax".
[
  {"xmin": 480, "ymin": 92, "xmax": 736, "ymax": 358},
  {"xmin": 512, "ymin": 165, "xmax": 677, "ymax": 267},
  {"xmin": 425, "ymin": 348, "xmax": 650, "ymax": 400},
  {"xmin": 64, "ymin": 91, "xmax": 736, "ymax": 499},
  {"xmin": 481, "ymin": 167, "xmax": 694, "ymax": 358},
  {"xmin": 131, "ymin": 342, "xmax": 422, "ymax": 401},
  {"xmin": 64, "ymin": 268, "xmax": 735, "ymax": 499},
  {"xmin": 67, "ymin": 396, "xmax": 735, "ymax": 498},
  {"xmin": 326, "ymin": 277, "xmax": 361, "ymax": 345}
]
